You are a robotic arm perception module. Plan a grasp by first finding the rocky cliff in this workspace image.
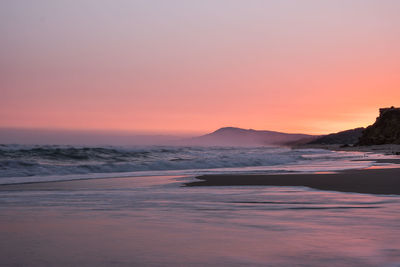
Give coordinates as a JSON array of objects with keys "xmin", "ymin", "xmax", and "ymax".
[{"xmin": 357, "ymin": 107, "xmax": 400, "ymax": 145}]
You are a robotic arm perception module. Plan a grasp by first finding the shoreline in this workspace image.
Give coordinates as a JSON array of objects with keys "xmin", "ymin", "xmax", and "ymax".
[
  {"xmin": 1, "ymin": 144, "xmax": 399, "ymax": 192},
  {"xmin": 294, "ymin": 143, "xmax": 400, "ymax": 155},
  {"xmin": 185, "ymin": 167, "xmax": 400, "ymax": 195}
]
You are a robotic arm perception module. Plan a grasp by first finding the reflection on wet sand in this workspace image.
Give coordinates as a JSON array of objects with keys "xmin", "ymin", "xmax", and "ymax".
[{"xmin": 1, "ymin": 175, "xmax": 400, "ymax": 266}]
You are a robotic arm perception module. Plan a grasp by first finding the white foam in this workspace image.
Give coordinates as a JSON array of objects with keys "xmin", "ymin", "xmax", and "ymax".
[{"xmin": 0, "ymin": 145, "xmax": 379, "ymax": 185}]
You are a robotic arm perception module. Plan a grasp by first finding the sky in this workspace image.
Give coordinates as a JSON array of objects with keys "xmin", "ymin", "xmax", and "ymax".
[{"xmin": 1, "ymin": 0, "xmax": 400, "ymax": 135}]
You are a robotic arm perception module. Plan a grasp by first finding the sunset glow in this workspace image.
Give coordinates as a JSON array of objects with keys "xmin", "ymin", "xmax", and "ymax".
[
  {"xmin": 2, "ymin": 2, "xmax": 400, "ymax": 266},
  {"xmin": 1, "ymin": 1, "xmax": 400, "ymax": 134}
]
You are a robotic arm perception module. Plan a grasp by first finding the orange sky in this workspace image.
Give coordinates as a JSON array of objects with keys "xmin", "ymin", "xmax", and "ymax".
[{"xmin": 1, "ymin": 1, "xmax": 400, "ymax": 135}]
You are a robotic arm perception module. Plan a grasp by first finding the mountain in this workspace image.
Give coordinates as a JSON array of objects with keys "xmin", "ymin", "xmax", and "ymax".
[
  {"xmin": 307, "ymin": 127, "xmax": 364, "ymax": 145},
  {"xmin": 357, "ymin": 107, "xmax": 400, "ymax": 145},
  {"xmin": 182, "ymin": 127, "xmax": 317, "ymax": 146}
]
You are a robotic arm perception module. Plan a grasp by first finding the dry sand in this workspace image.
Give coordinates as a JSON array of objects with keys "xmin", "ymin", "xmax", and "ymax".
[
  {"xmin": 186, "ymin": 145, "xmax": 400, "ymax": 195},
  {"xmin": 186, "ymin": 167, "xmax": 400, "ymax": 195}
]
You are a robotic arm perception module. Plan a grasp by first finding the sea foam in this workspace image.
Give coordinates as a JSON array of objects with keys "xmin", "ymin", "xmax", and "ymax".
[{"xmin": 0, "ymin": 144, "xmax": 374, "ymax": 184}]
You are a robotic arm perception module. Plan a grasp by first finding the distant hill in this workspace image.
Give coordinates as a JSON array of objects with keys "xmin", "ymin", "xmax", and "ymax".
[
  {"xmin": 308, "ymin": 128, "xmax": 364, "ymax": 145},
  {"xmin": 181, "ymin": 127, "xmax": 317, "ymax": 146},
  {"xmin": 357, "ymin": 107, "xmax": 400, "ymax": 145}
]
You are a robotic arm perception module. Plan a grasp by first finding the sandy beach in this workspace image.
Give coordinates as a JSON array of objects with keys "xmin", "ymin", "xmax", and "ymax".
[
  {"xmin": 185, "ymin": 144, "xmax": 400, "ymax": 196},
  {"xmin": 186, "ymin": 166, "xmax": 400, "ymax": 195},
  {"xmin": 2, "ymin": 173, "xmax": 400, "ymax": 267}
]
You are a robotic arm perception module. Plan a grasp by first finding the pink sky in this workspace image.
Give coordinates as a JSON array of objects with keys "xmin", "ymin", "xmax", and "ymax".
[{"xmin": 1, "ymin": 0, "xmax": 400, "ymax": 134}]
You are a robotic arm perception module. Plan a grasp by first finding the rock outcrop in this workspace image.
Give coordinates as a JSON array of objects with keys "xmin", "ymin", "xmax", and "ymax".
[{"xmin": 357, "ymin": 107, "xmax": 400, "ymax": 145}]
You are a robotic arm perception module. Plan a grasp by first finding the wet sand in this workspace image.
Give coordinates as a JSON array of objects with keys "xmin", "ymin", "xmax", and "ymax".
[
  {"xmin": 186, "ymin": 168, "xmax": 400, "ymax": 195},
  {"xmin": 2, "ymin": 171, "xmax": 400, "ymax": 266}
]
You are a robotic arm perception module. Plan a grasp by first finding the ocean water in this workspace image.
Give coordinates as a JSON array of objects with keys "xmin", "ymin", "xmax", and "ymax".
[
  {"xmin": 1, "ymin": 145, "xmax": 400, "ymax": 266},
  {"xmin": 0, "ymin": 144, "xmax": 389, "ymax": 184}
]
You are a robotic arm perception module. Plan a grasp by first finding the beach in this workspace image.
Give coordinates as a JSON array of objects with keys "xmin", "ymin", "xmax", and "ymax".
[
  {"xmin": 186, "ymin": 165, "xmax": 400, "ymax": 195},
  {"xmin": 1, "ymin": 154, "xmax": 400, "ymax": 266},
  {"xmin": 1, "ymin": 145, "xmax": 400, "ymax": 266},
  {"xmin": 2, "ymin": 173, "xmax": 400, "ymax": 266}
]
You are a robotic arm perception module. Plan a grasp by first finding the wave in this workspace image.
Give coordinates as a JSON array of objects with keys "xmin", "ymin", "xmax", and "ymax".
[
  {"xmin": 0, "ymin": 145, "xmax": 369, "ymax": 180},
  {"xmin": 0, "ymin": 145, "xmax": 292, "ymax": 177}
]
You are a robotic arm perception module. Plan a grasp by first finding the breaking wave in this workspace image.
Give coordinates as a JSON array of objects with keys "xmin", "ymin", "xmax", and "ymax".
[{"xmin": 0, "ymin": 144, "xmax": 372, "ymax": 184}]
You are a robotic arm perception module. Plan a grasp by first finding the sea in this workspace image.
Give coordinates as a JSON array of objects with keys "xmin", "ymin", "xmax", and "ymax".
[
  {"xmin": 0, "ymin": 144, "xmax": 390, "ymax": 184},
  {"xmin": 1, "ymin": 144, "xmax": 400, "ymax": 266}
]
